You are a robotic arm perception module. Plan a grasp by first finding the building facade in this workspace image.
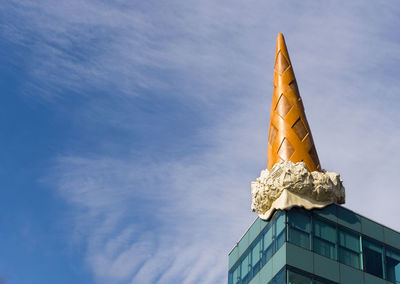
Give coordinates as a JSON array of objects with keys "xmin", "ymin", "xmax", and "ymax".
[{"xmin": 228, "ymin": 205, "xmax": 400, "ymax": 284}]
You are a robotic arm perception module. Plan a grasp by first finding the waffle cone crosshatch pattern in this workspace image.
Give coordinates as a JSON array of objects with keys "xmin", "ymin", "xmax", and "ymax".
[{"xmin": 267, "ymin": 33, "xmax": 321, "ymax": 172}]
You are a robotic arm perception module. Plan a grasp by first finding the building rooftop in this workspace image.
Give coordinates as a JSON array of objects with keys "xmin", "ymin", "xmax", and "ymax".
[{"xmin": 228, "ymin": 204, "xmax": 400, "ymax": 284}]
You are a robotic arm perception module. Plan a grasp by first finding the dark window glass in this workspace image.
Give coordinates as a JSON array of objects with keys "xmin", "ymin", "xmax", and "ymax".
[
  {"xmin": 287, "ymin": 269, "xmax": 312, "ymax": 284},
  {"xmin": 338, "ymin": 228, "xmax": 361, "ymax": 269},
  {"xmin": 288, "ymin": 209, "xmax": 311, "ymax": 249},
  {"xmin": 313, "ymin": 218, "xmax": 337, "ymax": 260},
  {"xmin": 363, "ymin": 238, "xmax": 383, "ymax": 278},
  {"xmin": 287, "ymin": 267, "xmax": 337, "ymax": 284},
  {"xmin": 314, "ymin": 279, "xmax": 335, "ymax": 284},
  {"xmin": 386, "ymin": 247, "xmax": 400, "ymax": 283},
  {"xmin": 270, "ymin": 267, "xmax": 286, "ymax": 284}
]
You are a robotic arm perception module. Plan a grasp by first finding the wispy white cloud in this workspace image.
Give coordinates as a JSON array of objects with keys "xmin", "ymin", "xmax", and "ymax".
[{"xmin": 5, "ymin": 0, "xmax": 400, "ymax": 283}]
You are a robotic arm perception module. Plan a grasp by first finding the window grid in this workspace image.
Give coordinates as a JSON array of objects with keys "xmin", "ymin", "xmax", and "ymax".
[
  {"xmin": 286, "ymin": 208, "xmax": 400, "ymax": 283},
  {"xmin": 386, "ymin": 246, "xmax": 400, "ymax": 284},
  {"xmin": 338, "ymin": 227, "xmax": 362, "ymax": 269},
  {"xmin": 313, "ymin": 217, "xmax": 337, "ymax": 260},
  {"xmin": 228, "ymin": 211, "xmax": 287, "ymax": 284},
  {"xmin": 229, "ymin": 207, "xmax": 400, "ymax": 284}
]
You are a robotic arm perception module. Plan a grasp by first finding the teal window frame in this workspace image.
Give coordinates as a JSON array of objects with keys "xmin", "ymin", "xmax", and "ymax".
[
  {"xmin": 251, "ymin": 236, "xmax": 262, "ymax": 276},
  {"xmin": 363, "ymin": 237, "xmax": 385, "ymax": 278},
  {"xmin": 287, "ymin": 208, "xmax": 311, "ymax": 250},
  {"xmin": 338, "ymin": 227, "xmax": 362, "ymax": 269},
  {"xmin": 228, "ymin": 210, "xmax": 287, "ymax": 284},
  {"xmin": 230, "ymin": 205, "xmax": 400, "ymax": 284},
  {"xmin": 313, "ymin": 217, "xmax": 337, "ymax": 260},
  {"xmin": 263, "ymin": 223, "xmax": 274, "ymax": 264},
  {"xmin": 386, "ymin": 246, "xmax": 400, "ymax": 283},
  {"xmin": 274, "ymin": 211, "xmax": 286, "ymax": 251}
]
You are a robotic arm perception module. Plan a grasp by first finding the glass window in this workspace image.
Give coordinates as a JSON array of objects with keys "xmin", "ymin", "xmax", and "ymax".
[
  {"xmin": 251, "ymin": 237, "xmax": 262, "ymax": 275},
  {"xmin": 228, "ymin": 211, "xmax": 287, "ymax": 284},
  {"xmin": 288, "ymin": 209, "xmax": 311, "ymax": 249},
  {"xmin": 362, "ymin": 238, "xmax": 383, "ymax": 278},
  {"xmin": 241, "ymin": 253, "xmax": 250, "ymax": 283},
  {"xmin": 313, "ymin": 218, "xmax": 337, "ymax": 260},
  {"xmin": 338, "ymin": 228, "xmax": 361, "ymax": 269},
  {"xmin": 270, "ymin": 267, "xmax": 286, "ymax": 284},
  {"xmin": 287, "ymin": 269, "xmax": 312, "ymax": 284},
  {"xmin": 287, "ymin": 267, "xmax": 337, "ymax": 284},
  {"xmin": 386, "ymin": 247, "xmax": 400, "ymax": 283},
  {"xmin": 230, "ymin": 264, "xmax": 240, "ymax": 284},
  {"xmin": 263, "ymin": 226, "xmax": 273, "ymax": 263},
  {"xmin": 314, "ymin": 279, "xmax": 336, "ymax": 284},
  {"xmin": 275, "ymin": 212, "xmax": 286, "ymax": 251}
]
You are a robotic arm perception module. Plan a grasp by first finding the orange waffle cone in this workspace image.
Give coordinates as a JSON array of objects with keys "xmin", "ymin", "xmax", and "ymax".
[{"xmin": 267, "ymin": 34, "xmax": 321, "ymax": 171}]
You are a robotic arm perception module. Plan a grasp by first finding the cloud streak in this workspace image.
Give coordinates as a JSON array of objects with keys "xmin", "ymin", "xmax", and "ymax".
[{"xmin": 3, "ymin": 0, "xmax": 400, "ymax": 283}]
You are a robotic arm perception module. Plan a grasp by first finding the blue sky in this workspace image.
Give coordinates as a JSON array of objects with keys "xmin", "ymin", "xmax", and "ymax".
[{"xmin": 1, "ymin": 1, "xmax": 400, "ymax": 283}]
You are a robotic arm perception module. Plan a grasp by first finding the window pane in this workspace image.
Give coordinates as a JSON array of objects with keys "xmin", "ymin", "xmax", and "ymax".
[
  {"xmin": 313, "ymin": 218, "xmax": 337, "ymax": 259},
  {"xmin": 275, "ymin": 212, "xmax": 286, "ymax": 235},
  {"xmin": 272, "ymin": 268, "xmax": 286, "ymax": 284},
  {"xmin": 289, "ymin": 227, "xmax": 310, "ymax": 249},
  {"xmin": 264, "ymin": 227, "xmax": 273, "ymax": 248},
  {"xmin": 252, "ymin": 239, "xmax": 261, "ymax": 275},
  {"xmin": 339, "ymin": 229, "xmax": 360, "ymax": 253},
  {"xmin": 314, "ymin": 279, "xmax": 334, "ymax": 284},
  {"xmin": 339, "ymin": 247, "xmax": 360, "ymax": 269},
  {"xmin": 288, "ymin": 209, "xmax": 311, "ymax": 249},
  {"xmin": 287, "ymin": 269, "xmax": 312, "ymax": 284},
  {"xmin": 241, "ymin": 253, "xmax": 250, "ymax": 280},
  {"xmin": 232, "ymin": 264, "xmax": 240, "ymax": 284},
  {"xmin": 338, "ymin": 228, "xmax": 361, "ymax": 268},
  {"xmin": 288, "ymin": 209, "xmax": 311, "ymax": 233},
  {"xmin": 386, "ymin": 247, "xmax": 400, "ymax": 283},
  {"xmin": 276, "ymin": 229, "xmax": 285, "ymax": 251},
  {"xmin": 264, "ymin": 227, "xmax": 273, "ymax": 262},
  {"xmin": 252, "ymin": 239, "xmax": 261, "ymax": 264},
  {"xmin": 314, "ymin": 238, "xmax": 336, "ymax": 259},
  {"xmin": 363, "ymin": 239, "xmax": 383, "ymax": 278},
  {"xmin": 314, "ymin": 219, "xmax": 336, "ymax": 243},
  {"xmin": 274, "ymin": 212, "xmax": 286, "ymax": 252}
]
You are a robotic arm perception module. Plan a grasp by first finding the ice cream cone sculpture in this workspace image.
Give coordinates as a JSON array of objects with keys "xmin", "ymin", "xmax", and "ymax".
[{"xmin": 267, "ymin": 33, "xmax": 321, "ymax": 172}]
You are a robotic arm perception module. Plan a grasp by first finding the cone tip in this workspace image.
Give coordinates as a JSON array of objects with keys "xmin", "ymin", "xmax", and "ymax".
[{"xmin": 276, "ymin": 33, "xmax": 286, "ymax": 46}]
